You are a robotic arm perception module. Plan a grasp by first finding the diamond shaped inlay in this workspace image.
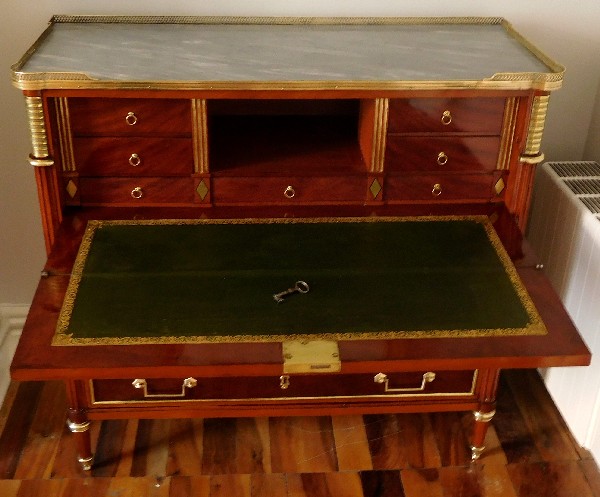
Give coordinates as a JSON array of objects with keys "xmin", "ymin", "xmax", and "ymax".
[
  {"xmin": 66, "ymin": 180, "xmax": 77, "ymax": 199},
  {"xmin": 196, "ymin": 179, "xmax": 209, "ymax": 201},
  {"xmin": 370, "ymin": 178, "xmax": 382, "ymax": 199},
  {"xmin": 494, "ymin": 177, "xmax": 505, "ymax": 195}
]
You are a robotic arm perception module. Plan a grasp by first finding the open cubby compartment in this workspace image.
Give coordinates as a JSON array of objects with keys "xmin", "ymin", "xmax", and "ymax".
[{"xmin": 207, "ymin": 99, "xmax": 373, "ymax": 176}]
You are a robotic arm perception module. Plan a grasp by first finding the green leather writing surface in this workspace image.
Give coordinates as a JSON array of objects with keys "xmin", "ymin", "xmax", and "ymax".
[{"xmin": 53, "ymin": 217, "xmax": 545, "ymax": 345}]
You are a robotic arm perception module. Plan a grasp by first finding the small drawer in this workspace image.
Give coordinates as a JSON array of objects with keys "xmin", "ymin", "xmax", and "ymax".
[
  {"xmin": 73, "ymin": 137, "xmax": 194, "ymax": 176},
  {"xmin": 89, "ymin": 370, "xmax": 477, "ymax": 404},
  {"xmin": 385, "ymin": 137, "xmax": 500, "ymax": 173},
  {"xmin": 387, "ymin": 98, "xmax": 505, "ymax": 134},
  {"xmin": 78, "ymin": 177, "xmax": 195, "ymax": 205},
  {"xmin": 69, "ymin": 98, "xmax": 192, "ymax": 137},
  {"xmin": 385, "ymin": 174, "xmax": 498, "ymax": 202},
  {"xmin": 212, "ymin": 176, "xmax": 366, "ymax": 204}
]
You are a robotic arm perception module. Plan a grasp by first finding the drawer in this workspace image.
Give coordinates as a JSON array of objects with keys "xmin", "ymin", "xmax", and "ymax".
[
  {"xmin": 387, "ymin": 98, "xmax": 505, "ymax": 134},
  {"xmin": 69, "ymin": 98, "xmax": 192, "ymax": 137},
  {"xmin": 212, "ymin": 175, "xmax": 366, "ymax": 204},
  {"xmin": 385, "ymin": 136, "xmax": 500, "ymax": 173},
  {"xmin": 78, "ymin": 177, "xmax": 195, "ymax": 205},
  {"xmin": 74, "ymin": 137, "xmax": 194, "ymax": 176},
  {"xmin": 384, "ymin": 174, "xmax": 498, "ymax": 202},
  {"xmin": 89, "ymin": 370, "xmax": 478, "ymax": 404}
]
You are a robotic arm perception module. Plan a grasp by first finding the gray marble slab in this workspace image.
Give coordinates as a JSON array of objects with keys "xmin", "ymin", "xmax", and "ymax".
[{"xmin": 17, "ymin": 21, "xmax": 553, "ymax": 83}]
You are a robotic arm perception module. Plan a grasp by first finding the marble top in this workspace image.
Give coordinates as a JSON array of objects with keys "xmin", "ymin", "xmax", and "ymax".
[{"xmin": 13, "ymin": 18, "xmax": 562, "ymax": 90}]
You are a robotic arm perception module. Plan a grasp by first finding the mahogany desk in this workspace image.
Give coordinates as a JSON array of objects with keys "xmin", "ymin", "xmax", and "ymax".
[{"xmin": 10, "ymin": 16, "xmax": 590, "ymax": 470}]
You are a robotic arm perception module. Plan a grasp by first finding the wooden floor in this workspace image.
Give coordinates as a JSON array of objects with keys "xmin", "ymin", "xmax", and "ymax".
[{"xmin": 0, "ymin": 370, "xmax": 599, "ymax": 497}]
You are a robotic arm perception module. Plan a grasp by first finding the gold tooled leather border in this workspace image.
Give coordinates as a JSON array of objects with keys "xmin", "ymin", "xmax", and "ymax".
[
  {"xmin": 52, "ymin": 215, "xmax": 547, "ymax": 346},
  {"xmin": 12, "ymin": 16, "xmax": 563, "ymax": 92}
]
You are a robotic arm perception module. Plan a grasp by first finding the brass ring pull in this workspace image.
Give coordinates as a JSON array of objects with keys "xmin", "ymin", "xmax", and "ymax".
[
  {"xmin": 437, "ymin": 152, "xmax": 448, "ymax": 166},
  {"xmin": 125, "ymin": 112, "xmax": 138, "ymax": 126},
  {"xmin": 374, "ymin": 372, "xmax": 436, "ymax": 393},
  {"xmin": 128, "ymin": 153, "xmax": 141, "ymax": 167},
  {"xmin": 284, "ymin": 185, "xmax": 295, "ymax": 199},
  {"xmin": 441, "ymin": 110, "xmax": 452, "ymax": 125},
  {"xmin": 132, "ymin": 377, "xmax": 197, "ymax": 398},
  {"xmin": 432, "ymin": 183, "xmax": 442, "ymax": 197},
  {"xmin": 279, "ymin": 375, "xmax": 290, "ymax": 390},
  {"xmin": 131, "ymin": 186, "xmax": 143, "ymax": 199}
]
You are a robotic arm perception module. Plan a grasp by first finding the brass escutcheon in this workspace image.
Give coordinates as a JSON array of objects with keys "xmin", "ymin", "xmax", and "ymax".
[{"xmin": 432, "ymin": 183, "xmax": 442, "ymax": 197}]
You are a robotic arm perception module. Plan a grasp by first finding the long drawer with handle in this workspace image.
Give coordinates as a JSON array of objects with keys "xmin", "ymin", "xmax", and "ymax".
[{"xmin": 89, "ymin": 370, "xmax": 478, "ymax": 405}]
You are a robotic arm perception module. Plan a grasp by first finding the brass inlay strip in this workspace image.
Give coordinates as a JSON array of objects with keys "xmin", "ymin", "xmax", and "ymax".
[
  {"xmin": 192, "ymin": 99, "xmax": 209, "ymax": 173},
  {"xmin": 371, "ymin": 98, "xmax": 388, "ymax": 173},
  {"xmin": 53, "ymin": 216, "xmax": 546, "ymax": 346},
  {"xmin": 496, "ymin": 97, "xmax": 518, "ymax": 171},
  {"xmin": 12, "ymin": 17, "xmax": 563, "ymax": 92},
  {"xmin": 88, "ymin": 370, "xmax": 479, "ymax": 405},
  {"xmin": 55, "ymin": 97, "xmax": 76, "ymax": 172},
  {"xmin": 24, "ymin": 96, "xmax": 53, "ymax": 167},
  {"xmin": 521, "ymin": 95, "xmax": 550, "ymax": 164}
]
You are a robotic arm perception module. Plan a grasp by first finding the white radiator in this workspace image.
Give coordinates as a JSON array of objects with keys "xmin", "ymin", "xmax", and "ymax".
[{"xmin": 527, "ymin": 161, "xmax": 600, "ymax": 456}]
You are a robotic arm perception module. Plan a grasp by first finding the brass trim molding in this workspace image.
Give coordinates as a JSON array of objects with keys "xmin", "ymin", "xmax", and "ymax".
[
  {"xmin": 370, "ymin": 98, "xmax": 388, "ymax": 173},
  {"xmin": 55, "ymin": 97, "xmax": 75, "ymax": 172},
  {"xmin": 192, "ymin": 99, "xmax": 209, "ymax": 174},
  {"xmin": 24, "ymin": 96, "xmax": 53, "ymax": 167},
  {"xmin": 11, "ymin": 17, "xmax": 564, "ymax": 92},
  {"xmin": 520, "ymin": 95, "xmax": 550, "ymax": 164},
  {"xmin": 497, "ymin": 97, "xmax": 519, "ymax": 171}
]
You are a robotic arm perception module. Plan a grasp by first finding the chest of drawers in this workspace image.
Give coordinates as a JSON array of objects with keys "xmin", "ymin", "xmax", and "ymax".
[{"xmin": 11, "ymin": 16, "xmax": 589, "ymax": 471}]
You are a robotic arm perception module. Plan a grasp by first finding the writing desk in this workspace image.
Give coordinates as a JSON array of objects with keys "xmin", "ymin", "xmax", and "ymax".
[{"xmin": 11, "ymin": 16, "xmax": 589, "ymax": 469}]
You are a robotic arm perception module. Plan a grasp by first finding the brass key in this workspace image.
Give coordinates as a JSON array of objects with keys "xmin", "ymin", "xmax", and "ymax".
[{"xmin": 273, "ymin": 280, "xmax": 310, "ymax": 303}]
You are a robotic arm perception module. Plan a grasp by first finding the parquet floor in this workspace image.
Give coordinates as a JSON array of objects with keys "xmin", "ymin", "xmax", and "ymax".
[{"xmin": 1, "ymin": 370, "xmax": 599, "ymax": 496}]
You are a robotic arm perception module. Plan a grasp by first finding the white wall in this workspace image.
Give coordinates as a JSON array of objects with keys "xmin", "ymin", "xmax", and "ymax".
[
  {"xmin": 2, "ymin": 1, "xmax": 600, "ymax": 304},
  {"xmin": 584, "ymin": 78, "xmax": 600, "ymax": 160}
]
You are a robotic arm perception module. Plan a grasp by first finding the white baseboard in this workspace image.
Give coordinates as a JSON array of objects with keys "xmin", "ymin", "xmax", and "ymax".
[{"xmin": 0, "ymin": 304, "xmax": 29, "ymax": 405}]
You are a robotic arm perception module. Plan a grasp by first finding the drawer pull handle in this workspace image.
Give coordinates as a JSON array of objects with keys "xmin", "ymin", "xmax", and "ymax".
[
  {"xmin": 280, "ymin": 375, "xmax": 290, "ymax": 390},
  {"xmin": 432, "ymin": 183, "xmax": 442, "ymax": 197},
  {"xmin": 441, "ymin": 110, "xmax": 452, "ymax": 125},
  {"xmin": 131, "ymin": 186, "xmax": 143, "ymax": 199},
  {"xmin": 125, "ymin": 112, "xmax": 138, "ymax": 126},
  {"xmin": 132, "ymin": 377, "xmax": 198, "ymax": 398},
  {"xmin": 437, "ymin": 152, "xmax": 448, "ymax": 166},
  {"xmin": 128, "ymin": 153, "xmax": 141, "ymax": 167},
  {"xmin": 284, "ymin": 185, "xmax": 296, "ymax": 199},
  {"xmin": 374, "ymin": 372, "xmax": 436, "ymax": 393}
]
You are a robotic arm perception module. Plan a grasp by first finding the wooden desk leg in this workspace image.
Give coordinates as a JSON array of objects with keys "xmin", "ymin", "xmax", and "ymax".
[
  {"xmin": 471, "ymin": 408, "xmax": 496, "ymax": 461},
  {"xmin": 67, "ymin": 408, "xmax": 94, "ymax": 471},
  {"xmin": 65, "ymin": 380, "xmax": 93, "ymax": 470}
]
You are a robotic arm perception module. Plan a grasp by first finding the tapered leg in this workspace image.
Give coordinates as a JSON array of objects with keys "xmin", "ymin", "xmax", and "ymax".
[
  {"xmin": 67, "ymin": 408, "xmax": 94, "ymax": 470},
  {"xmin": 470, "ymin": 408, "xmax": 496, "ymax": 461}
]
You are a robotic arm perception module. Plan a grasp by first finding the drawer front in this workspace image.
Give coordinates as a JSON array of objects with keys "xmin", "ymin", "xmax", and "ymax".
[
  {"xmin": 385, "ymin": 137, "xmax": 500, "ymax": 173},
  {"xmin": 212, "ymin": 176, "xmax": 366, "ymax": 204},
  {"xmin": 69, "ymin": 98, "xmax": 192, "ymax": 137},
  {"xmin": 90, "ymin": 370, "xmax": 477, "ymax": 404},
  {"xmin": 387, "ymin": 98, "xmax": 505, "ymax": 134},
  {"xmin": 79, "ymin": 177, "xmax": 194, "ymax": 205},
  {"xmin": 385, "ymin": 174, "xmax": 497, "ymax": 201},
  {"xmin": 74, "ymin": 137, "xmax": 194, "ymax": 176}
]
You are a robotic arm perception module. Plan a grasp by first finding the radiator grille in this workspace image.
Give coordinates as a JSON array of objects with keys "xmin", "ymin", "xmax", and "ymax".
[
  {"xmin": 549, "ymin": 161, "xmax": 600, "ymax": 177},
  {"xmin": 547, "ymin": 161, "xmax": 600, "ymax": 220}
]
